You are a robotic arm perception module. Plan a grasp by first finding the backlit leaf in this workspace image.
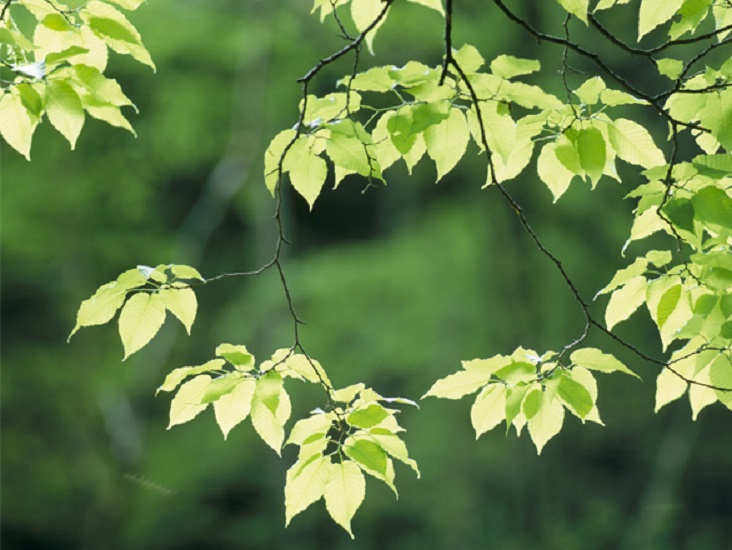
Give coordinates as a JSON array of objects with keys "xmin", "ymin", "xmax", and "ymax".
[
  {"xmin": 285, "ymin": 454, "xmax": 329, "ymax": 525},
  {"xmin": 639, "ymin": 0, "xmax": 684, "ymax": 39},
  {"xmin": 118, "ymin": 292, "xmax": 166, "ymax": 359},
  {"xmin": 571, "ymin": 348, "xmax": 640, "ymax": 379},
  {"xmin": 527, "ymin": 391, "xmax": 565, "ymax": 454},
  {"xmin": 168, "ymin": 375, "xmax": 211, "ymax": 428},
  {"xmin": 324, "ymin": 461, "xmax": 366, "ymax": 538},
  {"xmin": 424, "ymin": 108, "xmax": 469, "ymax": 181},
  {"xmin": 471, "ymin": 384, "xmax": 507, "ymax": 437},
  {"xmin": 213, "ymin": 378, "xmax": 256, "ymax": 439},
  {"xmin": 160, "ymin": 287, "xmax": 197, "ymax": 334},
  {"xmin": 46, "ymin": 79, "xmax": 84, "ymax": 149}
]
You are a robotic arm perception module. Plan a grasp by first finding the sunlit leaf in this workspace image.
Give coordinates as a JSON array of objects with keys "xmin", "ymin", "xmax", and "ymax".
[{"xmin": 118, "ymin": 292, "xmax": 166, "ymax": 359}]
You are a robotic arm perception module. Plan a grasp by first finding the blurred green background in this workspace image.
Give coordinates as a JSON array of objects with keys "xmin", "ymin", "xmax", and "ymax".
[{"xmin": 2, "ymin": 1, "xmax": 731, "ymax": 548}]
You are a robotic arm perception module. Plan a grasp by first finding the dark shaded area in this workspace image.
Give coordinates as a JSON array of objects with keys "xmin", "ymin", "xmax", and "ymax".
[{"xmin": 2, "ymin": 1, "xmax": 731, "ymax": 549}]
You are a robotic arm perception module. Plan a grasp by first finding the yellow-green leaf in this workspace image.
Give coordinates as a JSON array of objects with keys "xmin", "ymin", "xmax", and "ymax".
[
  {"xmin": 0, "ymin": 91, "xmax": 35, "ymax": 160},
  {"xmin": 118, "ymin": 292, "xmax": 166, "ymax": 359},
  {"xmin": 424, "ymin": 108, "xmax": 469, "ymax": 181},
  {"xmin": 654, "ymin": 367, "xmax": 688, "ymax": 412},
  {"xmin": 285, "ymin": 454, "xmax": 330, "ymax": 526},
  {"xmin": 160, "ymin": 287, "xmax": 197, "ymax": 334},
  {"xmin": 213, "ymin": 378, "xmax": 256, "ymax": 439},
  {"xmin": 471, "ymin": 384, "xmax": 508, "ymax": 438},
  {"xmin": 323, "ymin": 461, "xmax": 366, "ymax": 538},
  {"xmin": 571, "ymin": 348, "xmax": 640, "ymax": 379},
  {"xmin": 46, "ymin": 79, "xmax": 85, "ymax": 149},
  {"xmin": 527, "ymin": 391, "xmax": 565, "ymax": 454},
  {"xmin": 167, "ymin": 375, "xmax": 211, "ymax": 428},
  {"xmin": 639, "ymin": 0, "xmax": 684, "ymax": 39},
  {"xmin": 605, "ymin": 276, "xmax": 647, "ymax": 330}
]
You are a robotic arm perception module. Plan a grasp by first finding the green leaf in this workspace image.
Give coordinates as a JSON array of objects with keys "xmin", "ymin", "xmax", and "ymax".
[
  {"xmin": 285, "ymin": 454, "xmax": 330, "ymax": 526},
  {"xmin": 325, "ymin": 123, "xmax": 378, "ymax": 178},
  {"xmin": 157, "ymin": 359, "xmax": 225, "ymax": 394},
  {"xmin": 490, "ymin": 55, "xmax": 540, "ymax": 79},
  {"xmin": 557, "ymin": 372, "xmax": 593, "ymax": 418},
  {"xmin": 656, "ymin": 284, "xmax": 682, "ymax": 329},
  {"xmin": 639, "ymin": 0, "xmax": 684, "ymax": 39},
  {"xmin": 605, "ymin": 276, "xmax": 647, "ymax": 330},
  {"xmin": 576, "ymin": 127, "xmax": 606, "ymax": 186},
  {"xmin": 264, "ymin": 129, "xmax": 297, "ymax": 194},
  {"xmin": 608, "ymin": 118, "xmax": 665, "ymax": 168},
  {"xmin": 424, "ymin": 108, "xmax": 469, "ymax": 181},
  {"xmin": 575, "ymin": 77, "xmax": 606, "ymax": 105},
  {"xmin": 662, "ymin": 198, "xmax": 695, "ymax": 232},
  {"xmin": 284, "ymin": 137, "xmax": 328, "ymax": 209},
  {"xmin": 368, "ymin": 431, "xmax": 420, "ymax": 477},
  {"xmin": 46, "ymin": 79, "xmax": 85, "ymax": 149},
  {"xmin": 170, "ymin": 264, "xmax": 204, "ymax": 281},
  {"xmin": 351, "ymin": 0, "xmax": 388, "ymax": 54},
  {"xmin": 69, "ymin": 269, "xmax": 146, "ymax": 339},
  {"xmin": 250, "ymin": 387, "xmax": 290, "ymax": 455},
  {"xmin": 453, "ymin": 44, "xmax": 485, "ymax": 74},
  {"xmin": 691, "ymin": 187, "xmax": 732, "ymax": 231},
  {"xmin": 537, "ymin": 142, "xmax": 576, "ymax": 202},
  {"xmin": 655, "ymin": 367, "xmax": 688, "ymax": 412},
  {"xmin": 656, "ymin": 58, "xmax": 684, "ymax": 80},
  {"xmin": 81, "ymin": 1, "xmax": 155, "ymax": 69},
  {"xmin": 345, "ymin": 66, "xmax": 395, "ymax": 92},
  {"xmin": 287, "ymin": 414, "xmax": 332, "ymax": 446},
  {"xmin": 522, "ymin": 387, "xmax": 543, "ymax": 419},
  {"xmin": 213, "ymin": 378, "xmax": 256, "ymax": 439},
  {"xmin": 504, "ymin": 383, "xmax": 530, "ymax": 433},
  {"xmin": 597, "ymin": 257, "xmax": 648, "ymax": 296},
  {"xmin": 571, "ymin": 348, "xmax": 640, "ymax": 379},
  {"xmin": 159, "ymin": 287, "xmax": 196, "ymax": 334},
  {"xmin": 118, "ymin": 292, "xmax": 166, "ymax": 359},
  {"xmin": 555, "ymin": 0, "xmax": 589, "ymax": 23},
  {"xmin": 423, "ymin": 368, "xmax": 494, "ymax": 399},
  {"xmin": 16, "ymin": 83, "xmax": 44, "ymax": 118},
  {"xmin": 255, "ymin": 371, "xmax": 284, "ymax": 414},
  {"xmin": 216, "ymin": 343, "xmax": 255, "ymax": 370},
  {"xmin": 471, "ymin": 384, "xmax": 508, "ymax": 438},
  {"xmin": 344, "ymin": 438, "xmax": 391, "ymax": 489},
  {"xmin": 167, "ymin": 375, "xmax": 211, "ymax": 429},
  {"xmin": 527, "ymin": 391, "xmax": 565, "ymax": 454},
  {"xmin": 200, "ymin": 373, "xmax": 245, "ymax": 404},
  {"xmin": 348, "ymin": 403, "xmax": 389, "ymax": 429},
  {"xmin": 407, "ymin": 0, "xmax": 445, "ymax": 15},
  {"xmin": 324, "ymin": 461, "xmax": 366, "ymax": 538}
]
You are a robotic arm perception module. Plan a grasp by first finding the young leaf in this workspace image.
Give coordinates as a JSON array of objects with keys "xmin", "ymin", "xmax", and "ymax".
[
  {"xmin": 216, "ymin": 343, "xmax": 255, "ymax": 370},
  {"xmin": 527, "ymin": 391, "xmax": 564, "ymax": 454},
  {"xmin": 490, "ymin": 55, "xmax": 540, "ymax": 79},
  {"xmin": 264, "ymin": 129, "xmax": 297, "ymax": 194},
  {"xmin": 368, "ymin": 431, "xmax": 420, "ymax": 477},
  {"xmin": 424, "ymin": 108, "xmax": 469, "ymax": 181},
  {"xmin": 250, "ymin": 381, "xmax": 290, "ymax": 455},
  {"xmin": 285, "ymin": 454, "xmax": 330, "ymax": 526},
  {"xmin": 654, "ymin": 367, "xmax": 688, "ymax": 412},
  {"xmin": 556, "ymin": 372, "xmax": 593, "ymax": 419},
  {"xmin": 605, "ymin": 276, "xmax": 647, "ymax": 330},
  {"xmin": 607, "ymin": 118, "xmax": 665, "ymax": 168},
  {"xmin": 157, "ymin": 359, "xmax": 225, "ymax": 394},
  {"xmin": 213, "ymin": 378, "xmax": 257, "ymax": 439},
  {"xmin": 576, "ymin": 126, "xmax": 606, "ymax": 186},
  {"xmin": 343, "ymin": 437, "xmax": 392, "ymax": 493},
  {"xmin": 324, "ymin": 460, "xmax": 366, "ymax": 538},
  {"xmin": 284, "ymin": 137, "xmax": 328, "ymax": 209},
  {"xmin": 118, "ymin": 292, "xmax": 166, "ymax": 359},
  {"xmin": 348, "ymin": 403, "xmax": 390, "ymax": 429},
  {"xmin": 537, "ymin": 142, "xmax": 576, "ymax": 202},
  {"xmin": 470, "ymin": 384, "xmax": 508, "ymax": 438},
  {"xmin": 639, "ymin": 0, "xmax": 684, "ymax": 39},
  {"xmin": 555, "ymin": 0, "xmax": 589, "ymax": 24},
  {"xmin": 570, "ymin": 348, "xmax": 640, "ymax": 379},
  {"xmin": 160, "ymin": 287, "xmax": 197, "ymax": 334},
  {"xmin": 46, "ymin": 79, "xmax": 85, "ymax": 149},
  {"xmin": 423, "ymin": 368, "xmax": 493, "ymax": 399},
  {"xmin": 0, "ymin": 91, "xmax": 35, "ymax": 160},
  {"xmin": 168, "ymin": 375, "xmax": 211, "ymax": 429},
  {"xmin": 407, "ymin": 0, "xmax": 445, "ymax": 16}
]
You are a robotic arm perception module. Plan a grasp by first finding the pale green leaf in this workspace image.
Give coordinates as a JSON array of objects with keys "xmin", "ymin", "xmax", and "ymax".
[
  {"xmin": 281, "ymin": 354, "xmax": 331, "ymax": 385},
  {"xmin": 656, "ymin": 58, "xmax": 684, "ymax": 80},
  {"xmin": 105, "ymin": 0, "xmax": 146, "ymax": 9},
  {"xmin": 213, "ymin": 378, "xmax": 256, "ymax": 439},
  {"xmin": 424, "ymin": 108, "xmax": 469, "ymax": 181},
  {"xmin": 348, "ymin": 403, "xmax": 389, "ymax": 429},
  {"xmin": 571, "ymin": 348, "xmax": 640, "ymax": 379},
  {"xmin": 527, "ymin": 392, "xmax": 565, "ymax": 454},
  {"xmin": 490, "ymin": 55, "xmax": 540, "ymax": 79},
  {"xmin": 453, "ymin": 44, "xmax": 485, "ymax": 74},
  {"xmin": 574, "ymin": 77, "xmax": 606, "ymax": 105},
  {"xmin": 537, "ymin": 142, "xmax": 576, "ymax": 202},
  {"xmin": 351, "ymin": 0, "xmax": 388, "ymax": 54},
  {"xmin": 201, "ymin": 373, "xmax": 245, "ymax": 404},
  {"xmin": 264, "ymin": 129, "xmax": 297, "ymax": 194},
  {"xmin": 216, "ymin": 343, "xmax": 255, "ymax": 370},
  {"xmin": 250, "ymin": 380, "xmax": 290, "ymax": 455},
  {"xmin": 118, "ymin": 292, "xmax": 166, "ymax": 359},
  {"xmin": 345, "ymin": 66, "xmax": 395, "ymax": 92},
  {"xmin": 567, "ymin": 367, "xmax": 603, "ymax": 424},
  {"xmin": 285, "ymin": 454, "xmax": 330, "ymax": 526},
  {"xmin": 368, "ymin": 431, "xmax": 420, "ymax": 477},
  {"xmin": 407, "ymin": 0, "xmax": 444, "ymax": 15},
  {"xmin": 0, "ymin": 91, "xmax": 35, "ymax": 160},
  {"xmin": 709, "ymin": 355, "xmax": 732, "ymax": 409},
  {"xmin": 689, "ymin": 365, "xmax": 717, "ymax": 420},
  {"xmin": 69, "ymin": 270, "xmax": 145, "ymax": 338},
  {"xmin": 423, "ymin": 368, "xmax": 493, "ymax": 399},
  {"xmin": 159, "ymin": 287, "xmax": 196, "ymax": 334},
  {"xmin": 332, "ymin": 383, "xmax": 365, "ymax": 404},
  {"xmin": 46, "ymin": 79, "xmax": 85, "ymax": 149},
  {"xmin": 284, "ymin": 137, "xmax": 328, "ymax": 209},
  {"xmin": 471, "ymin": 384, "xmax": 507, "ymax": 438},
  {"xmin": 605, "ymin": 276, "xmax": 647, "ymax": 330},
  {"xmin": 608, "ymin": 118, "xmax": 665, "ymax": 168},
  {"xmin": 555, "ymin": 0, "xmax": 589, "ymax": 23},
  {"xmin": 655, "ymin": 367, "xmax": 688, "ymax": 412},
  {"xmin": 170, "ymin": 264, "xmax": 204, "ymax": 281},
  {"xmin": 286, "ymin": 414, "xmax": 332, "ymax": 446},
  {"xmin": 167, "ymin": 375, "xmax": 211, "ymax": 429},
  {"xmin": 157, "ymin": 359, "xmax": 225, "ymax": 394},
  {"xmin": 324, "ymin": 461, "xmax": 366, "ymax": 538},
  {"xmin": 639, "ymin": 0, "xmax": 684, "ymax": 39},
  {"xmin": 325, "ymin": 127, "xmax": 377, "ymax": 178}
]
